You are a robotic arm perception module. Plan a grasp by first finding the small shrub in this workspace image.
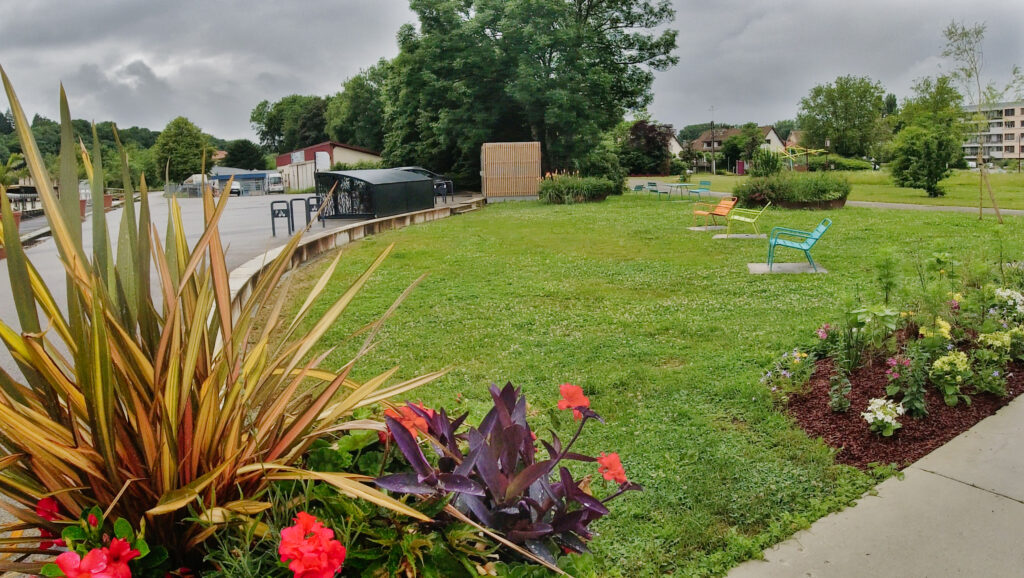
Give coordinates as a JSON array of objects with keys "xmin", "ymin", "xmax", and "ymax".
[
  {"xmin": 669, "ymin": 157, "xmax": 690, "ymax": 176},
  {"xmin": 930, "ymin": 351, "xmax": 973, "ymax": 406},
  {"xmin": 576, "ymin": 142, "xmax": 627, "ymax": 193},
  {"xmin": 539, "ymin": 176, "xmax": 618, "ymax": 204},
  {"xmin": 330, "ymin": 160, "xmax": 384, "ymax": 171},
  {"xmin": 733, "ymin": 172, "xmax": 850, "ymax": 206},
  {"xmin": 861, "ymin": 398, "xmax": 905, "ymax": 436},
  {"xmin": 761, "ymin": 348, "xmax": 815, "ymax": 404},
  {"xmin": 747, "ymin": 149, "xmax": 783, "ymax": 178},
  {"xmin": 889, "ymin": 344, "xmax": 930, "ymax": 418},
  {"xmin": 828, "ymin": 372, "xmax": 851, "ymax": 413},
  {"xmin": 375, "ymin": 384, "xmax": 641, "ymax": 567},
  {"xmin": 804, "ymin": 155, "xmax": 873, "ymax": 171}
]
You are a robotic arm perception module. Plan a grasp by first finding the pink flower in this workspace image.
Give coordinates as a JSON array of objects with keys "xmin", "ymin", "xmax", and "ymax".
[
  {"xmin": 88, "ymin": 513, "xmax": 99, "ymax": 527},
  {"xmin": 816, "ymin": 323, "xmax": 832, "ymax": 340},
  {"xmin": 278, "ymin": 512, "xmax": 346, "ymax": 578},
  {"xmin": 55, "ymin": 549, "xmax": 113, "ymax": 578}
]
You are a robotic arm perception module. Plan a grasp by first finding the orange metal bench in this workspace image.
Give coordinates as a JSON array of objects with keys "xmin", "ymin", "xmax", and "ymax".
[{"xmin": 692, "ymin": 196, "xmax": 738, "ymax": 227}]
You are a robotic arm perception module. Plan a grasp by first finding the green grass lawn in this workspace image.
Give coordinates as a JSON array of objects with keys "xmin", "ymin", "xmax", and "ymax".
[
  {"xmin": 280, "ymin": 196, "xmax": 1024, "ymax": 576},
  {"xmin": 632, "ymin": 169, "xmax": 1024, "ymax": 210}
]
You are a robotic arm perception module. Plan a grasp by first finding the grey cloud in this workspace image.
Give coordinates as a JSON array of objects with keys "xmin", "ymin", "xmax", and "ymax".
[{"xmin": 1, "ymin": 0, "xmax": 1022, "ymax": 140}]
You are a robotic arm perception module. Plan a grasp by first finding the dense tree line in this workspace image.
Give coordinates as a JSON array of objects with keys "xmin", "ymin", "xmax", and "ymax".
[{"xmin": 251, "ymin": 0, "xmax": 678, "ymax": 186}]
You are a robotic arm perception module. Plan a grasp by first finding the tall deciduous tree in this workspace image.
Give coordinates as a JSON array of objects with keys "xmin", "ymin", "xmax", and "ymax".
[
  {"xmin": 891, "ymin": 76, "xmax": 964, "ymax": 197},
  {"xmin": 250, "ymin": 95, "xmax": 328, "ymax": 153},
  {"xmin": 222, "ymin": 139, "xmax": 267, "ymax": 170},
  {"xmin": 797, "ymin": 75, "xmax": 886, "ymax": 158},
  {"xmin": 942, "ymin": 20, "xmax": 1023, "ymax": 222},
  {"xmin": 617, "ymin": 119, "xmax": 675, "ymax": 175},
  {"xmin": 326, "ymin": 60, "xmax": 389, "ymax": 152},
  {"xmin": 154, "ymin": 116, "xmax": 210, "ymax": 183},
  {"xmin": 382, "ymin": 0, "xmax": 677, "ymax": 185}
]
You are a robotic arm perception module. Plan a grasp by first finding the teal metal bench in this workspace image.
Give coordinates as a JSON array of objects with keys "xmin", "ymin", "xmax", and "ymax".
[
  {"xmin": 647, "ymin": 181, "xmax": 669, "ymax": 200},
  {"xmin": 631, "ymin": 184, "xmax": 645, "ymax": 193},
  {"xmin": 690, "ymin": 180, "xmax": 711, "ymax": 201},
  {"xmin": 767, "ymin": 218, "xmax": 832, "ymax": 271}
]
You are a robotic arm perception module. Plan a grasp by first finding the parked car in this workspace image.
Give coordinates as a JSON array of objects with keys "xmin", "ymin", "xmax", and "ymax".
[
  {"xmin": 394, "ymin": 166, "xmax": 454, "ymax": 198},
  {"xmin": 229, "ymin": 181, "xmax": 242, "ymax": 196}
]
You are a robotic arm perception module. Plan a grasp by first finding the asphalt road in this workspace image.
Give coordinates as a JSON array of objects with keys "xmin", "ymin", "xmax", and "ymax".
[{"xmin": 0, "ymin": 194, "xmax": 361, "ymax": 375}]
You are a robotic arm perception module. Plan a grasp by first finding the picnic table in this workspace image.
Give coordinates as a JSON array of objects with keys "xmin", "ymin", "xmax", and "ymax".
[{"xmin": 664, "ymin": 182, "xmax": 701, "ymax": 201}]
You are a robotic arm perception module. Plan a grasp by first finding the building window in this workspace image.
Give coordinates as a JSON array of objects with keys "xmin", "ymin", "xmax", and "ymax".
[
  {"xmin": 1005, "ymin": 108, "xmax": 1016, "ymax": 116},
  {"xmin": 1007, "ymin": 134, "xmax": 1016, "ymax": 141},
  {"xmin": 1007, "ymin": 146, "xmax": 1016, "ymax": 153},
  {"xmin": 1007, "ymin": 121, "xmax": 1016, "ymax": 128}
]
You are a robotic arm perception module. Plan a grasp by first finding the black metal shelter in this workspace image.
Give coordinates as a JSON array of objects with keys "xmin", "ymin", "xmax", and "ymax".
[{"xmin": 314, "ymin": 169, "xmax": 434, "ymax": 219}]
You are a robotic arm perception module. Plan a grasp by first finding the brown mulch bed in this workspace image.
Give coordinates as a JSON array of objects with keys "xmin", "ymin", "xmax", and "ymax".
[{"xmin": 787, "ymin": 357, "xmax": 1024, "ymax": 470}]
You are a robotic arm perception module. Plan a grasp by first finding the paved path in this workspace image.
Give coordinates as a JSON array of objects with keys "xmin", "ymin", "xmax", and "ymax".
[
  {"xmin": 846, "ymin": 200, "xmax": 1024, "ymax": 216},
  {"xmin": 729, "ymin": 394, "xmax": 1024, "ymax": 577}
]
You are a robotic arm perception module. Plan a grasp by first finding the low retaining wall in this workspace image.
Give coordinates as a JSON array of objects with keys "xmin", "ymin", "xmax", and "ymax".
[{"xmin": 228, "ymin": 197, "xmax": 486, "ymax": 319}]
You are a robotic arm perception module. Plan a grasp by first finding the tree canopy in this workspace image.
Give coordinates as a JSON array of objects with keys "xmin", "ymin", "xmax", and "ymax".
[
  {"xmin": 154, "ymin": 116, "xmax": 210, "ymax": 183},
  {"xmin": 797, "ymin": 75, "xmax": 887, "ymax": 158},
  {"xmin": 890, "ymin": 76, "xmax": 964, "ymax": 197},
  {"xmin": 616, "ymin": 119, "xmax": 675, "ymax": 175},
  {"xmin": 222, "ymin": 139, "xmax": 268, "ymax": 170},
  {"xmin": 250, "ymin": 95, "xmax": 329, "ymax": 153},
  {"xmin": 326, "ymin": 60, "xmax": 389, "ymax": 153},
  {"xmin": 379, "ymin": 0, "xmax": 677, "ymax": 185}
]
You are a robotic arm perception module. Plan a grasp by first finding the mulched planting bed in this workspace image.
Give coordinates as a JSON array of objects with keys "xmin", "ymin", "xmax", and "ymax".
[{"xmin": 788, "ymin": 357, "xmax": 1024, "ymax": 470}]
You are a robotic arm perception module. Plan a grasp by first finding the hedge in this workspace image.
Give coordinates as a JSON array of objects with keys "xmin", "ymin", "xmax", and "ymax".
[
  {"xmin": 539, "ymin": 176, "xmax": 619, "ymax": 204},
  {"xmin": 733, "ymin": 172, "xmax": 851, "ymax": 207},
  {"xmin": 802, "ymin": 155, "xmax": 873, "ymax": 171}
]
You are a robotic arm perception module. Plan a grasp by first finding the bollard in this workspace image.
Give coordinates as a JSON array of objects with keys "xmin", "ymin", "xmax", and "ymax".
[
  {"xmin": 270, "ymin": 201, "xmax": 293, "ymax": 237},
  {"xmin": 290, "ymin": 197, "xmax": 311, "ymax": 228},
  {"xmin": 307, "ymin": 196, "xmax": 325, "ymax": 228}
]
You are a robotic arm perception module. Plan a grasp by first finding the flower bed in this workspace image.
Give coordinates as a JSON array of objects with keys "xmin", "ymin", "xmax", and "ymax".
[
  {"xmin": 788, "ymin": 356, "xmax": 1023, "ymax": 469},
  {"xmin": 762, "ymin": 255, "xmax": 1024, "ymax": 471}
]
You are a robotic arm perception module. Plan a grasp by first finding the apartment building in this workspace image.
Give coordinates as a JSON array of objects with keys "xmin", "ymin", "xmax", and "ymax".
[{"xmin": 962, "ymin": 101, "xmax": 1024, "ymax": 165}]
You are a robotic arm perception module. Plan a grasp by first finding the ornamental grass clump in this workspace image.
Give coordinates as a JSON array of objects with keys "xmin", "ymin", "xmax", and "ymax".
[
  {"xmin": 861, "ymin": 398, "xmax": 905, "ymax": 437},
  {"xmin": 0, "ymin": 70, "xmax": 443, "ymax": 573}
]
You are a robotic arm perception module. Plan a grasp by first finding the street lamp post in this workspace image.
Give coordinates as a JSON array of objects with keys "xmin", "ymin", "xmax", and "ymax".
[{"xmin": 825, "ymin": 139, "xmax": 830, "ymax": 171}]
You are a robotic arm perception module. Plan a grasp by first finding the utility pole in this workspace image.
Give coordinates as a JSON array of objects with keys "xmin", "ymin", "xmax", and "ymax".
[{"xmin": 709, "ymin": 105, "xmax": 716, "ymax": 174}]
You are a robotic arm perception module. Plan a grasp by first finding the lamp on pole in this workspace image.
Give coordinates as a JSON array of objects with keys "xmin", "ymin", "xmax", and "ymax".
[
  {"xmin": 825, "ymin": 138, "xmax": 831, "ymax": 171},
  {"xmin": 709, "ymin": 105, "xmax": 716, "ymax": 174}
]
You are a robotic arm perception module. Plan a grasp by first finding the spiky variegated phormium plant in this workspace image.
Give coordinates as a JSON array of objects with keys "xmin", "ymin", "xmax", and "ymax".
[{"xmin": 0, "ymin": 68, "xmax": 443, "ymax": 572}]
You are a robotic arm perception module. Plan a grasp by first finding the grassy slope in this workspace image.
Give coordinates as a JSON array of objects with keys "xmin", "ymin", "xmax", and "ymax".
[
  {"xmin": 280, "ymin": 196, "xmax": 1023, "ymax": 576},
  {"xmin": 633, "ymin": 170, "xmax": 1024, "ymax": 210}
]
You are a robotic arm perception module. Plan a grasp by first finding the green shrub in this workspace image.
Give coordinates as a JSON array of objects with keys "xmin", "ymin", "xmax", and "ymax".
[
  {"xmin": 803, "ymin": 155, "xmax": 873, "ymax": 171},
  {"xmin": 576, "ymin": 142, "xmax": 627, "ymax": 194},
  {"xmin": 669, "ymin": 157, "xmax": 690, "ymax": 176},
  {"xmin": 747, "ymin": 149, "xmax": 783, "ymax": 178},
  {"xmin": 330, "ymin": 160, "xmax": 384, "ymax": 171},
  {"xmin": 539, "ymin": 176, "xmax": 618, "ymax": 204},
  {"xmin": 733, "ymin": 172, "xmax": 851, "ymax": 206}
]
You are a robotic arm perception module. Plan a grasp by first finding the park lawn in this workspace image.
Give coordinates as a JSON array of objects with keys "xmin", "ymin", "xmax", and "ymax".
[
  {"xmin": 844, "ymin": 169, "xmax": 1024, "ymax": 209},
  {"xmin": 277, "ymin": 196, "xmax": 1024, "ymax": 576},
  {"xmin": 632, "ymin": 169, "xmax": 1024, "ymax": 210}
]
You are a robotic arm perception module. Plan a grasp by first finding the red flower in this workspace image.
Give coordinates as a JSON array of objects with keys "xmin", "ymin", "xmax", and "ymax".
[
  {"xmin": 384, "ymin": 404, "xmax": 433, "ymax": 438},
  {"xmin": 557, "ymin": 383, "xmax": 590, "ymax": 420},
  {"xmin": 597, "ymin": 452, "xmax": 628, "ymax": 484},
  {"xmin": 36, "ymin": 497, "xmax": 60, "ymax": 521},
  {"xmin": 55, "ymin": 549, "xmax": 113, "ymax": 578},
  {"xmin": 37, "ymin": 497, "xmax": 63, "ymax": 549},
  {"xmin": 279, "ymin": 512, "xmax": 346, "ymax": 578},
  {"xmin": 105, "ymin": 538, "xmax": 141, "ymax": 578},
  {"xmin": 88, "ymin": 513, "xmax": 99, "ymax": 527}
]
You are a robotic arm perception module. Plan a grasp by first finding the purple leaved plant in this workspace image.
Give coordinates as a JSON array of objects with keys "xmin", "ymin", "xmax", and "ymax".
[{"xmin": 376, "ymin": 382, "xmax": 641, "ymax": 565}]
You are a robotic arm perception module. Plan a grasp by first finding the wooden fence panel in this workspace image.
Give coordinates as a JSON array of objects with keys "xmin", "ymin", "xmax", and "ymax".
[{"xmin": 481, "ymin": 142, "xmax": 541, "ymax": 199}]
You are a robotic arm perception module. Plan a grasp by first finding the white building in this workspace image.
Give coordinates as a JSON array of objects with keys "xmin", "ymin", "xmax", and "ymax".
[{"xmin": 962, "ymin": 101, "xmax": 1024, "ymax": 165}]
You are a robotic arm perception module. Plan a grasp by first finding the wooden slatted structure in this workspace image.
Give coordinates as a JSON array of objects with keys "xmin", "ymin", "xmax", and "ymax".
[{"xmin": 481, "ymin": 142, "xmax": 541, "ymax": 199}]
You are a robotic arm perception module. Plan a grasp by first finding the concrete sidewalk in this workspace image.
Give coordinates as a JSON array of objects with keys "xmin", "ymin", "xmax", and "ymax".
[{"xmin": 729, "ymin": 394, "xmax": 1024, "ymax": 577}]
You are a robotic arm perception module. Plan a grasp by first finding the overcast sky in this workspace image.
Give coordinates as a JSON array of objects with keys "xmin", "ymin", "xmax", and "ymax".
[{"xmin": 2, "ymin": 0, "xmax": 1022, "ymax": 142}]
